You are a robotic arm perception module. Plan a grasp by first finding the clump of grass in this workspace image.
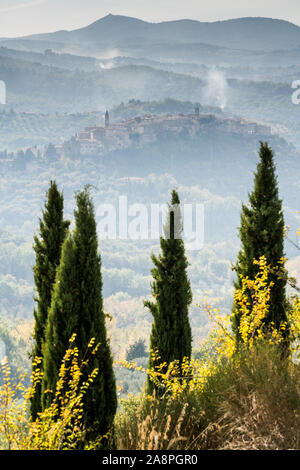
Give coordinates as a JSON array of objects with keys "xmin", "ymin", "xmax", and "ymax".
[
  {"xmin": 115, "ymin": 389, "xmax": 205, "ymax": 450},
  {"xmin": 202, "ymin": 343, "xmax": 300, "ymax": 449}
]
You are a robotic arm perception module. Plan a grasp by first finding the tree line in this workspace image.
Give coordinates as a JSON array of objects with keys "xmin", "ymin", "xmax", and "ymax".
[{"xmin": 29, "ymin": 141, "xmax": 288, "ymax": 448}]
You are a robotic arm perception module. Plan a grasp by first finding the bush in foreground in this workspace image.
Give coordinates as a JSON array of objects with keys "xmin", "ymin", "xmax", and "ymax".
[
  {"xmin": 115, "ymin": 342, "xmax": 300, "ymax": 450},
  {"xmin": 0, "ymin": 336, "xmax": 112, "ymax": 450}
]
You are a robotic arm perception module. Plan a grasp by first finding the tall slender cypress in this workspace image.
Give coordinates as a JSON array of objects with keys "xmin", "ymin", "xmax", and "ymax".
[
  {"xmin": 145, "ymin": 190, "xmax": 192, "ymax": 395},
  {"xmin": 30, "ymin": 181, "xmax": 69, "ymax": 420},
  {"xmin": 232, "ymin": 142, "xmax": 289, "ymax": 344},
  {"xmin": 42, "ymin": 188, "xmax": 117, "ymax": 446}
]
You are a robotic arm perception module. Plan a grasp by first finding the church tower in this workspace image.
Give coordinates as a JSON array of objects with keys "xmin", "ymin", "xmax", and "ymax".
[{"xmin": 105, "ymin": 110, "xmax": 110, "ymax": 128}]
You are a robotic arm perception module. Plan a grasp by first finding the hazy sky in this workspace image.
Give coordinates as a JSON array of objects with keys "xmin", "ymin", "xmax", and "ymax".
[{"xmin": 1, "ymin": 0, "xmax": 300, "ymax": 37}]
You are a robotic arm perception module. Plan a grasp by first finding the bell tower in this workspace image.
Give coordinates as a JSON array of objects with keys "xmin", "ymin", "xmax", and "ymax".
[{"xmin": 105, "ymin": 110, "xmax": 110, "ymax": 128}]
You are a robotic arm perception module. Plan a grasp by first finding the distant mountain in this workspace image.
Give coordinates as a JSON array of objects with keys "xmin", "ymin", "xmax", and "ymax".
[{"xmin": 4, "ymin": 15, "xmax": 300, "ymax": 52}]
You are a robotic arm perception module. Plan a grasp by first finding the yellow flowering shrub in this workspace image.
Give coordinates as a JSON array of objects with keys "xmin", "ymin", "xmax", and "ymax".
[
  {"xmin": 116, "ymin": 350, "xmax": 212, "ymax": 400},
  {"xmin": 0, "ymin": 335, "xmax": 104, "ymax": 450},
  {"xmin": 202, "ymin": 256, "xmax": 300, "ymax": 361}
]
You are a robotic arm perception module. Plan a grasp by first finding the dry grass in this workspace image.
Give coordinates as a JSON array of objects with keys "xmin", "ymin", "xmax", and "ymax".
[
  {"xmin": 115, "ymin": 391, "xmax": 205, "ymax": 450},
  {"xmin": 218, "ymin": 392, "xmax": 300, "ymax": 449}
]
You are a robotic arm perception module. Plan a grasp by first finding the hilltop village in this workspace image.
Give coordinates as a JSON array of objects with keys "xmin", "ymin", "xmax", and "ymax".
[{"xmin": 55, "ymin": 109, "xmax": 272, "ymax": 157}]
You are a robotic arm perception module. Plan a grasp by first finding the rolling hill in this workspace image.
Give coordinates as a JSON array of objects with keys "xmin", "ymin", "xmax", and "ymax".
[{"xmin": 15, "ymin": 15, "xmax": 300, "ymax": 51}]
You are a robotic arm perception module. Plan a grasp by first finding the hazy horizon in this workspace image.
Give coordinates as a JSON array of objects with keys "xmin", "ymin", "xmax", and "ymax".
[{"xmin": 0, "ymin": 0, "xmax": 300, "ymax": 38}]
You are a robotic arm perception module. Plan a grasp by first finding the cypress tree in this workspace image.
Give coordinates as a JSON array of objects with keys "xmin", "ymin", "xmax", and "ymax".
[
  {"xmin": 42, "ymin": 188, "xmax": 117, "ymax": 446},
  {"xmin": 144, "ymin": 190, "xmax": 192, "ymax": 395},
  {"xmin": 232, "ymin": 142, "xmax": 289, "ymax": 344},
  {"xmin": 30, "ymin": 181, "xmax": 69, "ymax": 420}
]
